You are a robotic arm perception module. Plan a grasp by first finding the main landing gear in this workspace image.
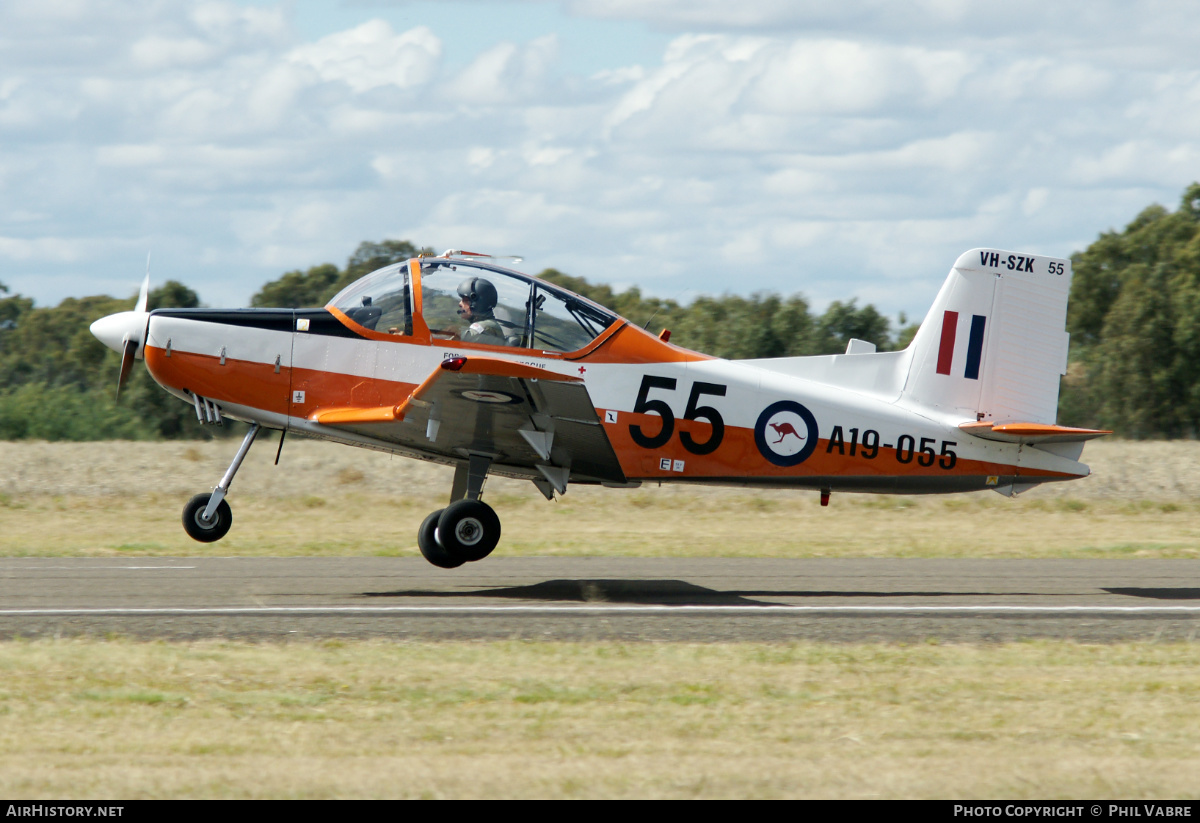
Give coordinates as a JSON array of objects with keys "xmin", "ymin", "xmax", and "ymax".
[
  {"xmin": 418, "ymin": 454, "xmax": 502, "ymax": 568},
  {"xmin": 181, "ymin": 422, "xmax": 260, "ymax": 543}
]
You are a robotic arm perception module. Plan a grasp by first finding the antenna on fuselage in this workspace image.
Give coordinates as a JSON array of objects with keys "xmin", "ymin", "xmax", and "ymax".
[
  {"xmin": 641, "ymin": 286, "xmax": 691, "ymax": 332},
  {"xmin": 441, "ymin": 249, "xmax": 524, "ymax": 265}
]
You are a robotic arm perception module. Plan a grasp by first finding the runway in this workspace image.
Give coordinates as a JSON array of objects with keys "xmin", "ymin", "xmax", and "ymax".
[{"xmin": 1, "ymin": 557, "xmax": 1198, "ymax": 642}]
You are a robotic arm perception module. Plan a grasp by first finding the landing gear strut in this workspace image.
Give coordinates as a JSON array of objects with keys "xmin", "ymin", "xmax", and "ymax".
[
  {"xmin": 181, "ymin": 422, "xmax": 260, "ymax": 543},
  {"xmin": 418, "ymin": 454, "xmax": 501, "ymax": 568}
]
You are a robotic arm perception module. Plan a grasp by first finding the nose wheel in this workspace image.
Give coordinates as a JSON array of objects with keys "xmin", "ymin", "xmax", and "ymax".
[{"xmin": 182, "ymin": 493, "xmax": 233, "ymax": 542}]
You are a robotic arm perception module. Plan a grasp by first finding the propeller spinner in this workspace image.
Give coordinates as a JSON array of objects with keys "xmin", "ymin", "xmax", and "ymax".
[{"xmin": 89, "ymin": 259, "xmax": 152, "ymax": 399}]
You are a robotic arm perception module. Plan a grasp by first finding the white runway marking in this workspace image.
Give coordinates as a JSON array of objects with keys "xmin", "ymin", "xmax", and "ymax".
[
  {"xmin": 4, "ymin": 566, "xmax": 196, "ymax": 570},
  {"xmin": 2, "ymin": 605, "xmax": 1200, "ymax": 615}
]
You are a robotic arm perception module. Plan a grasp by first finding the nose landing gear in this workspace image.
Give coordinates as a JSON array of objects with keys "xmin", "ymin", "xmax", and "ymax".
[
  {"xmin": 418, "ymin": 455, "xmax": 502, "ymax": 568},
  {"xmin": 181, "ymin": 422, "xmax": 261, "ymax": 543}
]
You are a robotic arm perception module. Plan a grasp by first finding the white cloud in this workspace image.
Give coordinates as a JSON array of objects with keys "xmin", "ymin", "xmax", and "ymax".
[
  {"xmin": 130, "ymin": 36, "xmax": 219, "ymax": 70},
  {"xmin": 601, "ymin": 35, "xmax": 981, "ymax": 153},
  {"xmin": 745, "ymin": 40, "xmax": 975, "ymax": 115},
  {"xmin": 0, "ymin": 236, "xmax": 90, "ymax": 263},
  {"xmin": 567, "ymin": 0, "xmax": 852, "ymax": 29},
  {"xmin": 288, "ymin": 20, "xmax": 442, "ymax": 92},
  {"xmin": 444, "ymin": 34, "xmax": 560, "ymax": 104},
  {"xmin": 1022, "ymin": 187, "xmax": 1050, "ymax": 217},
  {"xmin": 467, "ymin": 147, "xmax": 498, "ymax": 170},
  {"xmin": 1068, "ymin": 141, "xmax": 1200, "ymax": 188},
  {"xmin": 95, "ymin": 144, "xmax": 168, "ymax": 168},
  {"xmin": 190, "ymin": 1, "xmax": 288, "ymax": 41}
]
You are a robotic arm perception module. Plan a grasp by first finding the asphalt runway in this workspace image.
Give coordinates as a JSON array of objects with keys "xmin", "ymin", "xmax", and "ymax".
[{"xmin": 1, "ymin": 557, "xmax": 1199, "ymax": 643}]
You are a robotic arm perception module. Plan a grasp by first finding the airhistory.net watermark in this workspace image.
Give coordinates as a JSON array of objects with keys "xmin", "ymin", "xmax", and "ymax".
[{"xmin": 6, "ymin": 807, "xmax": 123, "ymax": 818}]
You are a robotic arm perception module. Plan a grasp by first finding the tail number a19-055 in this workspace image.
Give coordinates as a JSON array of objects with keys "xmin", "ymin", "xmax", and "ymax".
[
  {"xmin": 826, "ymin": 426, "xmax": 958, "ymax": 469},
  {"xmin": 629, "ymin": 375, "xmax": 727, "ymax": 455}
]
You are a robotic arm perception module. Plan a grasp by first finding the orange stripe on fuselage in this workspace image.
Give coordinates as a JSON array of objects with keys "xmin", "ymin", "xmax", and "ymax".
[
  {"xmin": 145, "ymin": 346, "xmax": 425, "ymax": 421},
  {"xmin": 289, "ymin": 365, "xmax": 419, "ymax": 420},
  {"xmin": 145, "ymin": 346, "xmax": 290, "ymax": 414},
  {"xmin": 602, "ymin": 413, "xmax": 1066, "ymax": 482}
]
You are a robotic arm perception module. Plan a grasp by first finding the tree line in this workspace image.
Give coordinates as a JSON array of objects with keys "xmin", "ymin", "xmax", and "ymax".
[
  {"xmin": 2, "ymin": 182, "xmax": 1198, "ymax": 440},
  {"xmin": 1058, "ymin": 183, "xmax": 1200, "ymax": 436}
]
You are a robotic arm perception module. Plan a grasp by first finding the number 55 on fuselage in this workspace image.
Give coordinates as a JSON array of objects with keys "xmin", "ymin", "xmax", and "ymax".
[{"xmin": 89, "ymin": 249, "xmax": 1107, "ymax": 568}]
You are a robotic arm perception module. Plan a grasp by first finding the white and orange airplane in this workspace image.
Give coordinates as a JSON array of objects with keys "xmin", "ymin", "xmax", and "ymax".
[{"xmin": 90, "ymin": 248, "xmax": 1107, "ymax": 567}]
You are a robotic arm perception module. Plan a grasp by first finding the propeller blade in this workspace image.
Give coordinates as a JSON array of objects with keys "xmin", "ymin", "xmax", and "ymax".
[
  {"xmin": 116, "ymin": 337, "xmax": 137, "ymax": 399},
  {"xmin": 134, "ymin": 254, "xmax": 151, "ymax": 313}
]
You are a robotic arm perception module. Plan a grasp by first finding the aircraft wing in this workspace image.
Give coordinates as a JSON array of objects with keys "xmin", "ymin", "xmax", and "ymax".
[{"xmin": 311, "ymin": 356, "xmax": 626, "ymax": 485}]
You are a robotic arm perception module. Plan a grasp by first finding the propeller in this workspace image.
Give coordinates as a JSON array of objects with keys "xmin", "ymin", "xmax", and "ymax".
[{"xmin": 90, "ymin": 254, "xmax": 152, "ymax": 400}]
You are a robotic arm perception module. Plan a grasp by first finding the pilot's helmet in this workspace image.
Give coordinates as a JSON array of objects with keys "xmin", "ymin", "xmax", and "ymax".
[{"xmin": 457, "ymin": 276, "xmax": 498, "ymax": 314}]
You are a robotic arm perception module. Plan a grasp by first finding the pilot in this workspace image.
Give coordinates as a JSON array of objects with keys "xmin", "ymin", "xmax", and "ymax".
[{"xmin": 456, "ymin": 277, "xmax": 507, "ymax": 346}]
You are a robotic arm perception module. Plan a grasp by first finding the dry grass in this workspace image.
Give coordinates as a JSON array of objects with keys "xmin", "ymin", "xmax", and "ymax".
[
  {"xmin": 2, "ymin": 438, "xmax": 1200, "ymax": 558},
  {"xmin": 0, "ymin": 638, "xmax": 1197, "ymax": 799}
]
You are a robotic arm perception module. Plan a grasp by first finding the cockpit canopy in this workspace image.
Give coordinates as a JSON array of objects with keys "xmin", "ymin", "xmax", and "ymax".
[{"xmin": 327, "ymin": 259, "xmax": 620, "ymax": 354}]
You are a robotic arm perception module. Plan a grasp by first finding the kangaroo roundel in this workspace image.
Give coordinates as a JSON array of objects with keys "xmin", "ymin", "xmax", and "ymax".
[{"xmin": 755, "ymin": 401, "xmax": 819, "ymax": 467}]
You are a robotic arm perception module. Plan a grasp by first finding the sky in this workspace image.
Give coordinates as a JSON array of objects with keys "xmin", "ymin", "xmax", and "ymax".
[{"xmin": 2, "ymin": 0, "xmax": 1199, "ymax": 325}]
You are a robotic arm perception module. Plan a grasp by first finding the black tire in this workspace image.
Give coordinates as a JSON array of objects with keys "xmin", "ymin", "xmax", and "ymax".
[
  {"xmin": 417, "ymin": 508, "xmax": 464, "ymax": 569},
  {"xmin": 182, "ymin": 493, "xmax": 232, "ymax": 543},
  {"xmin": 437, "ymin": 499, "xmax": 501, "ymax": 563}
]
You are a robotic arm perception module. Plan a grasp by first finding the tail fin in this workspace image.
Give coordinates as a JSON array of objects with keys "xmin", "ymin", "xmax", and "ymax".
[{"xmin": 901, "ymin": 249, "xmax": 1072, "ymax": 424}]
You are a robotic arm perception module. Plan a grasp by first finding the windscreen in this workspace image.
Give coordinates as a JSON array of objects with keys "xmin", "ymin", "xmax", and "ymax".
[{"xmin": 327, "ymin": 263, "xmax": 412, "ymax": 335}]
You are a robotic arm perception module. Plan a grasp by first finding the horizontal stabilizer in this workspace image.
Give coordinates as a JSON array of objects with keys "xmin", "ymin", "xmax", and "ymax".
[{"xmin": 959, "ymin": 421, "xmax": 1110, "ymax": 445}]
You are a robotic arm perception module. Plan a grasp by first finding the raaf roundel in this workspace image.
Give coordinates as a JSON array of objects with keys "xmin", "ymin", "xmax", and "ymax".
[{"xmin": 90, "ymin": 248, "xmax": 1107, "ymax": 568}]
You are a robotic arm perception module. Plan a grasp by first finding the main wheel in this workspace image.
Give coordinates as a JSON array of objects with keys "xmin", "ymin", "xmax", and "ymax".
[
  {"xmin": 417, "ymin": 508, "xmax": 464, "ymax": 569},
  {"xmin": 437, "ymin": 499, "xmax": 501, "ymax": 563},
  {"xmin": 182, "ymin": 493, "xmax": 232, "ymax": 543}
]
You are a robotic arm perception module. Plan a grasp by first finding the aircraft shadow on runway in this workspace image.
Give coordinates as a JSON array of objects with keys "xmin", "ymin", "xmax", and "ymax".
[
  {"xmin": 1103, "ymin": 588, "xmax": 1200, "ymax": 600},
  {"xmin": 366, "ymin": 580, "xmax": 767, "ymax": 605},
  {"xmin": 362, "ymin": 579, "xmax": 1063, "ymax": 606}
]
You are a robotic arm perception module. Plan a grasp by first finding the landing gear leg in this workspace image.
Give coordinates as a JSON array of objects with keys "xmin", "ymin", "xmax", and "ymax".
[
  {"xmin": 182, "ymin": 423, "xmax": 260, "ymax": 543},
  {"xmin": 416, "ymin": 454, "xmax": 502, "ymax": 567}
]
